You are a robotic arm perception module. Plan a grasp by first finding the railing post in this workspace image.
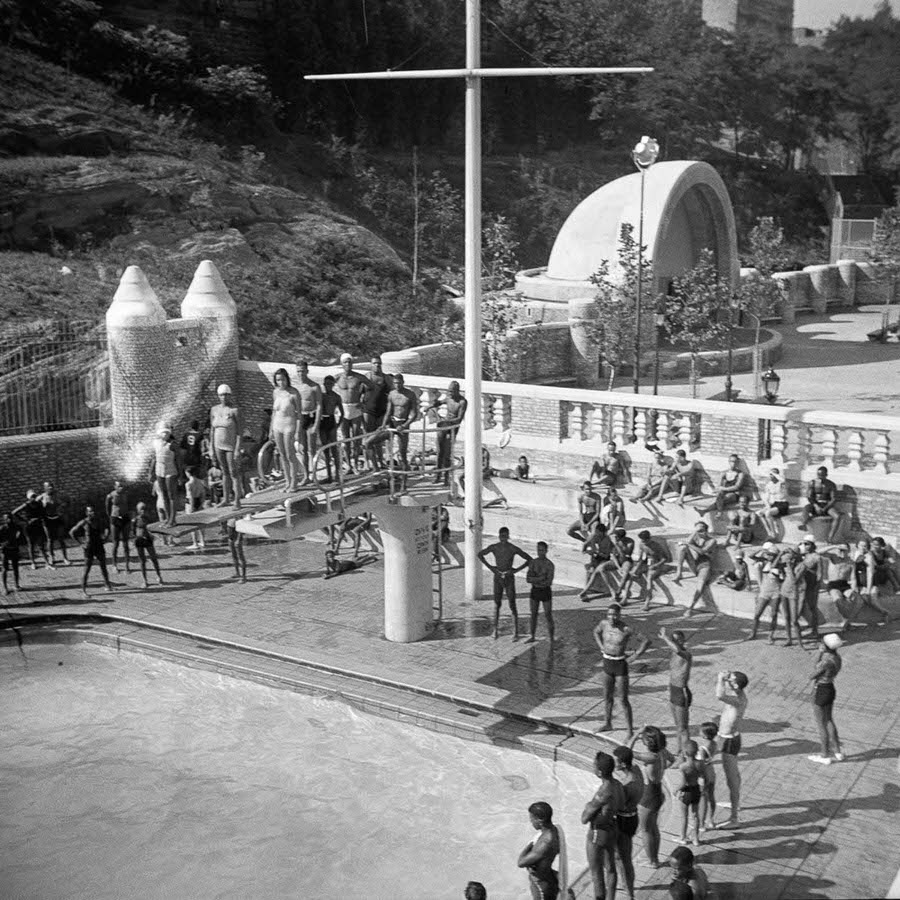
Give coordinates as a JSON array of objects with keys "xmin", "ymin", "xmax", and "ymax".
[
  {"xmin": 873, "ymin": 432, "xmax": 890, "ymax": 475},
  {"xmin": 846, "ymin": 430, "xmax": 863, "ymax": 471},
  {"xmin": 570, "ymin": 402, "xmax": 584, "ymax": 443},
  {"xmin": 800, "ymin": 424, "xmax": 815, "ymax": 470},
  {"xmin": 634, "ymin": 408, "xmax": 648, "ymax": 448},
  {"xmin": 483, "ymin": 393, "xmax": 495, "ymax": 430},
  {"xmin": 612, "ymin": 407, "xmax": 627, "ymax": 447},
  {"xmin": 769, "ymin": 418, "xmax": 787, "ymax": 466},
  {"xmin": 678, "ymin": 414, "xmax": 692, "ymax": 454},
  {"xmin": 493, "ymin": 394, "xmax": 509, "ymax": 433},
  {"xmin": 822, "ymin": 429, "xmax": 837, "ymax": 471}
]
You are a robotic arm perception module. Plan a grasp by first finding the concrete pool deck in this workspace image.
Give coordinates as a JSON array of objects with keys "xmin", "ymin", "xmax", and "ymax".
[{"xmin": 2, "ymin": 535, "xmax": 898, "ymax": 900}]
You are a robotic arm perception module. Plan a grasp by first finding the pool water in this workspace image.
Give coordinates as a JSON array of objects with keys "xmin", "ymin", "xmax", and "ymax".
[{"xmin": 0, "ymin": 644, "xmax": 594, "ymax": 900}]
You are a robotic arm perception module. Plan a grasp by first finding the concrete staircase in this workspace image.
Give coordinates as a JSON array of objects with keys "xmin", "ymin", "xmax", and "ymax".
[{"xmin": 444, "ymin": 474, "xmax": 856, "ymax": 622}]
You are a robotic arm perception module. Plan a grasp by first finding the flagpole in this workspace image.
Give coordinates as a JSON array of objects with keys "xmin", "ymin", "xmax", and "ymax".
[{"xmin": 463, "ymin": 0, "xmax": 483, "ymax": 604}]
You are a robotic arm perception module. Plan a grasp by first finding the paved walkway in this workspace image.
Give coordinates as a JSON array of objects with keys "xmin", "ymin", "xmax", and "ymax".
[
  {"xmin": 2, "ymin": 534, "xmax": 898, "ymax": 899},
  {"xmin": 660, "ymin": 304, "xmax": 900, "ymax": 416}
]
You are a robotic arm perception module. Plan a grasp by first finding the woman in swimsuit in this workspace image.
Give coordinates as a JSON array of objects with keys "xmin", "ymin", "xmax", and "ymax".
[
  {"xmin": 149, "ymin": 426, "xmax": 179, "ymax": 526},
  {"xmin": 210, "ymin": 384, "xmax": 243, "ymax": 508},
  {"xmin": 808, "ymin": 633, "xmax": 844, "ymax": 765},
  {"xmin": 270, "ymin": 367, "xmax": 302, "ymax": 492},
  {"xmin": 628, "ymin": 725, "xmax": 671, "ymax": 868}
]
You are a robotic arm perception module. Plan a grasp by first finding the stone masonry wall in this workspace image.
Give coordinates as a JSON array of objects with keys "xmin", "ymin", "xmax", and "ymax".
[{"xmin": 701, "ymin": 413, "xmax": 764, "ymax": 462}]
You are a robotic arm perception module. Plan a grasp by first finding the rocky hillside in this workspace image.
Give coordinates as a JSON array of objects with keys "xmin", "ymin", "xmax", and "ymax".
[{"xmin": 0, "ymin": 47, "xmax": 450, "ymax": 362}]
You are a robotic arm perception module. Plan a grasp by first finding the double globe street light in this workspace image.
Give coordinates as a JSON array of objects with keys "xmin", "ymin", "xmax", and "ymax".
[{"xmin": 632, "ymin": 135, "xmax": 660, "ymax": 394}]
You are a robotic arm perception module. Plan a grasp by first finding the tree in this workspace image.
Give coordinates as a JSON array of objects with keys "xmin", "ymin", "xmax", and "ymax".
[
  {"xmin": 663, "ymin": 249, "xmax": 731, "ymax": 398},
  {"xmin": 588, "ymin": 224, "xmax": 650, "ymax": 390},
  {"xmin": 868, "ymin": 201, "xmax": 900, "ymax": 337}
]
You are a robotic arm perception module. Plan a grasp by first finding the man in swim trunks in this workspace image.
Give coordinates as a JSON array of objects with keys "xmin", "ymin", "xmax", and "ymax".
[
  {"xmin": 636, "ymin": 448, "xmax": 672, "ymax": 502},
  {"xmin": 323, "ymin": 548, "xmax": 377, "ymax": 579},
  {"xmin": 714, "ymin": 669, "xmax": 749, "ymax": 828},
  {"xmin": 105, "ymin": 480, "xmax": 131, "ymax": 574},
  {"xmin": 725, "ymin": 495, "xmax": 758, "ymax": 548},
  {"xmin": 334, "ymin": 512, "xmax": 374, "ymax": 558},
  {"xmin": 478, "ymin": 527, "xmax": 533, "ymax": 640},
  {"xmin": 613, "ymin": 745, "xmax": 644, "ymax": 900},
  {"xmin": 381, "ymin": 374, "xmax": 419, "ymax": 481},
  {"xmin": 525, "ymin": 541, "xmax": 555, "ymax": 643},
  {"xmin": 674, "ymin": 521, "xmax": 717, "ymax": 616},
  {"xmin": 659, "ymin": 626, "xmax": 693, "ymax": 751},
  {"xmin": 582, "ymin": 751, "xmax": 625, "ymax": 900},
  {"xmin": 318, "ymin": 375, "xmax": 344, "ymax": 483},
  {"xmin": 180, "ymin": 420, "xmax": 205, "ymax": 479},
  {"xmin": 568, "ymin": 481, "xmax": 602, "ymax": 544},
  {"xmin": 581, "ymin": 522, "xmax": 615, "ymax": 601},
  {"xmin": 700, "ymin": 454, "xmax": 747, "ymax": 515},
  {"xmin": 13, "ymin": 489, "xmax": 51, "ymax": 569},
  {"xmin": 634, "ymin": 530, "xmax": 671, "ymax": 610},
  {"xmin": 435, "ymin": 380, "xmax": 467, "ymax": 485},
  {"xmin": 361, "ymin": 355, "xmax": 392, "ymax": 470},
  {"xmin": 335, "ymin": 353, "xmax": 371, "ymax": 474},
  {"xmin": 69, "ymin": 505, "xmax": 114, "ymax": 598},
  {"xmin": 746, "ymin": 542, "xmax": 786, "ymax": 643},
  {"xmin": 1, "ymin": 511, "xmax": 23, "ymax": 595},
  {"xmin": 40, "ymin": 481, "xmax": 70, "ymax": 565},
  {"xmin": 210, "ymin": 385, "xmax": 243, "ymax": 509},
  {"xmin": 593, "ymin": 603, "xmax": 650, "ymax": 738},
  {"xmin": 295, "ymin": 361, "xmax": 322, "ymax": 484},
  {"xmin": 590, "ymin": 441, "xmax": 625, "ymax": 488},
  {"xmin": 517, "ymin": 800, "xmax": 561, "ymax": 900},
  {"xmin": 800, "ymin": 466, "xmax": 842, "ymax": 542}
]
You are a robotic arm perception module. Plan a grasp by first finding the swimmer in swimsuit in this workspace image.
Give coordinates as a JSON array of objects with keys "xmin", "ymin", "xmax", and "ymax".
[
  {"xmin": 714, "ymin": 670, "xmax": 749, "ymax": 828},
  {"xmin": 13, "ymin": 489, "xmax": 51, "ymax": 569},
  {"xmin": 673, "ymin": 521, "xmax": 717, "ymax": 616},
  {"xmin": 295, "ymin": 361, "xmax": 322, "ymax": 484},
  {"xmin": 381, "ymin": 374, "xmax": 419, "ymax": 483},
  {"xmin": 40, "ymin": 481, "xmax": 70, "ymax": 565},
  {"xmin": 363, "ymin": 355, "xmax": 393, "ymax": 471},
  {"xmin": 318, "ymin": 376, "xmax": 344, "ymax": 483},
  {"xmin": 628, "ymin": 725, "xmax": 671, "ymax": 869},
  {"xmin": 671, "ymin": 740, "xmax": 703, "ymax": 846},
  {"xmin": 800, "ymin": 466, "xmax": 842, "ymax": 542},
  {"xmin": 270, "ymin": 367, "xmax": 303, "ymax": 491},
  {"xmin": 613, "ymin": 745, "xmax": 644, "ymax": 900},
  {"xmin": 105, "ymin": 480, "xmax": 131, "ymax": 574},
  {"xmin": 517, "ymin": 800, "xmax": 561, "ymax": 900},
  {"xmin": 659, "ymin": 626, "xmax": 693, "ymax": 751},
  {"xmin": 132, "ymin": 501, "xmax": 163, "ymax": 588},
  {"xmin": 323, "ymin": 549, "xmax": 377, "ymax": 579},
  {"xmin": 478, "ymin": 527, "xmax": 533, "ymax": 640},
  {"xmin": 593, "ymin": 604, "xmax": 650, "ymax": 737},
  {"xmin": 210, "ymin": 385, "xmax": 243, "ymax": 508},
  {"xmin": 435, "ymin": 380, "xmax": 467, "ymax": 485},
  {"xmin": 700, "ymin": 454, "xmax": 747, "ymax": 514},
  {"xmin": 147, "ymin": 425, "xmax": 179, "ymax": 526},
  {"xmin": 335, "ymin": 353, "xmax": 371, "ymax": 473},
  {"xmin": 582, "ymin": 751, "xmax": 624, "ymax": 900}
]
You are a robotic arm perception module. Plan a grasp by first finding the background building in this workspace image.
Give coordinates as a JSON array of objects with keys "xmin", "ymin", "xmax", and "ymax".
[{"xmin": 702, "ymin": 0, "xmax": 795, "ymax": 42}]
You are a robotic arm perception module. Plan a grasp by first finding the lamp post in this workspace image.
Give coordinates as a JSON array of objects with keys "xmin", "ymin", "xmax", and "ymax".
[
  {"xmin": 632, "ymin": 135, "xmax": 659, "ymax": 394},
  {"xmin": 761, "ymin": 366, "xmax": 780, "ymax": 458},
  {"xmin": 652, "ymin": 306, "xmax": 665, "ymax": 395},
  {"xmin": 725, "ymin": 293, "xmax": 740, "ymax": 402},
  {"xmin": 762, "ymin": 366, "xmax": 781, "ymax": 404}
]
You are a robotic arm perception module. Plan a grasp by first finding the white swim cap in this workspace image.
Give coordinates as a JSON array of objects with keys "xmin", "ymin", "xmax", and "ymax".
[
  {"xmin": 217, "ymin": 384, "xmax": 232, "ymax": 395},
  {"xmin": 762, "ymin": 541, "xmax": 776, "ymax": 551},
  {"xmin": 823, "ymin": 634, "xmax": 843, "ymax": 650},
  {"xmin": 340, "ymin": 352, "xmax": 352, "ymax": 363}
]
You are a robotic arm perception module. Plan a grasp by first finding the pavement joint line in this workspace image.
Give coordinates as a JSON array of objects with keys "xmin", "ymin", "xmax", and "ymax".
[{"xmin": 1, "ymin": 611, "xmax": 611, "ymax": 746}]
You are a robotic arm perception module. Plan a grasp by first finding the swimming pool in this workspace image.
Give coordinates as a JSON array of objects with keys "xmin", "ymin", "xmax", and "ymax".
[{"xmin": 0, "ymin": 643, "xmax": 594, "ymax": 899}]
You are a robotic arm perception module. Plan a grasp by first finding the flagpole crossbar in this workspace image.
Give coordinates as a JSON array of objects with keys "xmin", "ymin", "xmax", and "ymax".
[
  {"xmin": 305, "ymin": 66, "xmax": 653, "ymax": 81},
  {"xmin": 306, "ymin": 2, "xmax": 652, "ymax": 605}
]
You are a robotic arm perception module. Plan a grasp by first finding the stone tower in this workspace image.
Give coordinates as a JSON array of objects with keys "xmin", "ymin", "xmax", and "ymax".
[
  {"xmin": 105, "ymin": 260, "xmax": 240, "ymax": 473},
  {"xmin": 105, "ymin": 265, "xmax": 169, "ymax": 450},
  {"xmin": 179, "ymin": 259, "xmax": 239, "ymax": 429}
]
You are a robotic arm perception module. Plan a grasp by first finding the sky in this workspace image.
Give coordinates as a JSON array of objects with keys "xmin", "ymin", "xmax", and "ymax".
[{"xmin": 794, "ymin": 0, "xmax": 894, "ymax": 29}]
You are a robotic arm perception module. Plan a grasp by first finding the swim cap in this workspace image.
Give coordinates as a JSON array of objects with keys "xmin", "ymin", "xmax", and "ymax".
[
  {"xmin": 762, "ymin": 541, "xmax": 776, "ymax": 552},
  {"xmin": 26, "ymin": 489, "xmax": 37, "ymax": 499},
  {"xmin": 731, "ymin": 671, "xmax": 749, "ymax": 690},
  {"xmin": 339, "ymin": 352, "xmax": 352, "ymax": 363},
  {"xmin": 216, "ymin": 384, "xmax": 231, "ymax": 395},
  {"xmin": 823, "ymin": 634, "xmax": 843, "ymax": 650}
]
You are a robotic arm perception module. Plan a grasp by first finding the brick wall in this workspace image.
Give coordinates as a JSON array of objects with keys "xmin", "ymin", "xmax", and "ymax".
[
  {"xmin": 701, "ymin": 413, "xmax": 764, "ymax": 461},
  {"xmin": 0, "ymin": 428, "xmax": 139, "ymax": 526}
]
